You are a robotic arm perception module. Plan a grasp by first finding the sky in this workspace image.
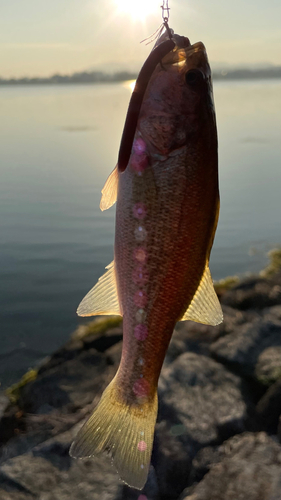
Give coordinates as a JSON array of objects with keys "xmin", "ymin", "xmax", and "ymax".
[{"xmin": 0, "ymin": 0, "xmax": 281, "ymax": 78}]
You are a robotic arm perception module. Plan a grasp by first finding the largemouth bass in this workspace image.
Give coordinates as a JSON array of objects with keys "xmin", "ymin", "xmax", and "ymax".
[{"xmin": 70, "ymin": 34, "xmax": 223, "ymax": 490}]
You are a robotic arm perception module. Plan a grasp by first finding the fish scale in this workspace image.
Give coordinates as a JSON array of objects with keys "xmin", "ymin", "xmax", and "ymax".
[{"xmin": 70, "ymin": 36, "xmax": 223, "ymax": 490}]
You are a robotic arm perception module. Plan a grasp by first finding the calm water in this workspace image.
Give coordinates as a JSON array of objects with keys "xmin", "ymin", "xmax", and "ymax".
[{"xmin": 1, "ymin": 80, "xmax": 281, "ymax": 387}]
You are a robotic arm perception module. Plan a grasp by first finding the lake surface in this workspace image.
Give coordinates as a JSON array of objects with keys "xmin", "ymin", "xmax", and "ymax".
[{"xmin": 1, "ymin": 80, "xmax": 281, "ymax": 387}]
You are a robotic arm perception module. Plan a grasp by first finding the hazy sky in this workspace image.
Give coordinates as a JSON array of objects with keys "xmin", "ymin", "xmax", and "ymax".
[{"xmin": 1, "ymin": 0, "xmax": 281, "ymax": 78}]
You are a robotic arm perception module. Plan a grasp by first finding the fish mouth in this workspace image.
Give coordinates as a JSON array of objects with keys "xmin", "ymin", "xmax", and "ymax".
[
  {"xmin": 154, "ymin": 29, "xmax": 191, "ymax": 50},
  {"xmin": 173, "ymin": 34, "xmax": 191, "ymax": 48},
  {"xmin": 162, "ymin": 40, "xmax": 206, "ymax": 64},
  {"xmin": 153, "ymin": 30, "xmax": 207, "ymax": 74},
  {"xmin": 161, "ymin": 40, "xmax": 210, "ymax": 78}
]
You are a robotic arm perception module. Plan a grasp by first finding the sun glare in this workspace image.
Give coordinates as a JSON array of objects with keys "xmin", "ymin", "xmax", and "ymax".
[
  {"xmin": 115, "ymin": 0, "xmax": 156, "ymax": 20},
  {"xmin": 123, "ymin": 80, "xmax": 136, "ymax": 92}
]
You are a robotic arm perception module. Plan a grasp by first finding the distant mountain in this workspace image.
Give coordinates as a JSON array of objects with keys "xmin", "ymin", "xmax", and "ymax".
[
  {"xmin": 213, "ymin": 66, "xmax": 281, "ymax": 80},
  {"xmin": 211, "ymin": 61, "xmax": 277, "ymax": 71},
  {"xmin": 0, "ymin": 66, "xmax": 281, "ymax": 85},
  {"xmin": 0, "ymin": 70, "xmax": 137, "ymax": 86}
]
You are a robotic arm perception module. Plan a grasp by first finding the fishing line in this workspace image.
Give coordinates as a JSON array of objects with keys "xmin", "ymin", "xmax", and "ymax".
[
  {"xmin": 141, "ymin": 0, "xmax": 173, "ymax": 45},
  {"xmin": 161, "ymin": 0, "xmax": 173, "ymax": 40},
  {"xmin": 117, "ymin": 0, "xmax": 175, "ymax": 172},
  {"xmin": 140, "ymin": 23, "xmax": 165, "ymax": 45}
]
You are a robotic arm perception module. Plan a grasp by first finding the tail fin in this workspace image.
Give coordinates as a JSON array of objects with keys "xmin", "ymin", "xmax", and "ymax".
[{"xmin": 70, "ymin": 377, "xmax": 158, "ymax": 490}]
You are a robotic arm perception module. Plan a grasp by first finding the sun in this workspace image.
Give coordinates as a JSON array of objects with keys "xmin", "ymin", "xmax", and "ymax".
[{"xmin": 115, "ymin": 0, "xmax": 157, "ymax": 21}]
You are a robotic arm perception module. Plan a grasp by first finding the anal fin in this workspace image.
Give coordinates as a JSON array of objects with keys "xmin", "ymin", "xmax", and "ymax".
[
  {"xmin": 180, "ymin": 263, "xmax": 223, "ymax": 326},
  {"xmin": 100, "ymin": 164, "xmax": 118, "ymax": 211},
  {"xmin": 77, "ymin": 261, "xmax": 121, "ymax": 317}
]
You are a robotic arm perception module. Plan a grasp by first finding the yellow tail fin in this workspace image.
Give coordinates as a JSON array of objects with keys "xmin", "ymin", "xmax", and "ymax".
[{"xmin": 69, "ymin": 377, "xmax": 158, "ymax": 490}]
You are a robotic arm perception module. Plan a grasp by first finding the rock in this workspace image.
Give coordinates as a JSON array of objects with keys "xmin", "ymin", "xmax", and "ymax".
[
  {"xmin": 0, "ymin": 349, "xmax": 45, "ymax": 391},
  {"xmin": 0, "ymin": 465, "xmax": 36, "ymax": 500},
  {"xmin": 152, "ymin": 419, "xmax": 193, "ymax": 499},
  {"xmin": 187, "ymin": 446, "xmax": 222, "ymax": 485},
  {"xmin": 2, "ymin": 274, "xmax": 281, "ymax": 500},
  {"xmin": 38, "ymin": 321, "xmax": 123, "ymax": 376},
  {"xmin": 0, "ymin": 437, "xmax": 122, "ymax": 500},
  {"xmin": 165, "ymin": 306, "xmax": 257, "ymax": 366},
  {"xmin": 263, "ymin": 305, "xmax": 281, "ymax": 322},
  {"xmin": 221, "ymin": 274, "xmax": 281, "ymax": 311},
  {"xmin": 256, "ymin": 379, "xmax": 281, "ymax": 434},
  {"xmin": 255, "ymin": 347, "xmax": 281, "ymax": 385},
  {"xmin": 0, "ymin": 426, "xmax": 159, "ymax": 500},
  {"xmin": 18, "ymin": 348, "xmax": 118, "ymax": 414},
  {"xmin": 0, "ymin": 346, "xmax": 122, "ymax": 465},
  {"xmin": 115, "ymin": 467, "xmax": 159, "ymax": 499},
  {"xmin": 0, "ymin": 404, "xmax": 26, "ymax": 453},
  {"xmin": 159, "ymin": 352, "xmax": 248, "ymax": 444},
  {"xmin": 261, "ymin": 253, "xmax": 281, "ymax": 279},
  {"xmin": 0, "ymin": 394, "xmax": 9, "ymax": 420},
  {"xmin": 210, "ymin": 311, "xmax": 281, "ymax": 383},
  {"xmin": 180, "ymin": 432, "xmax": 281, "ymax": 500},
  {"xmin": 153, "ymin": 352, "xmax": 249, "ymax": 498}
]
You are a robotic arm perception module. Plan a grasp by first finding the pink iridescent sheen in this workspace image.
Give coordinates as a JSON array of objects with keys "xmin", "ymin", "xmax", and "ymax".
[
  {"xmin": 131, "ymin": 154, "xmax": 148, "ymax": 175},
  {"xmin": 132, "ymin": 265, "xmax": 149, "ymax": 285},
  {"xmin": 134, "ymin": 324, "xmax": 148, "ymax": 341},
  {"xmin": 133, "ymin": 203, "xmax": 147, "ymax": 220},
  {"xmin": 137, "ymin": 441, "xmax": 147, "ymax": 452},
  {"xmin": 133, "ymin": 247, "xmax": 147, "ymax": 264},
  {"xmin": 133, "ymin": 378, "xmax": 150, "ymax": 398},
  {"xmin": 134, "ymin": 225, "xmax": 147, "ymax": 242},
  {"xmin": 136, "ymin": 309, "xmax": 146, "ymax": 323},
  {"xmin": 133, "ymin": 137, "xmax": 146, "ymax": 155},
  {"xmin": 134, "ymin": 290, "xmax": 148, "ymax": 308}
]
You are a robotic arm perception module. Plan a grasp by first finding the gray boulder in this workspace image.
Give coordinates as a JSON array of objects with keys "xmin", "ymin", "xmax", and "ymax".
[
  {"xmin": 210, "ymin": 308, "xmax": 281, "ymax": 383},
  {"xmin": 180, "ymin": 432, "xmax": 281, "ymax": 500},
  {"xmin": 221, "ymin": 273, "xmax": 281, "ymax": 310},
  {"xmin": 153, "ymin": 352, "xmax": 250, "ymax": 498},
  {"xmin": 1, "ymin": 273, "xmax": 281, "ymax": 499},
  {"xmin": 0, "ymin": 428, "xmax": 123, "ymax": 500},
  {"xmin": 256, "ymin": 379, "xmax": 281, "ymax": 433}
]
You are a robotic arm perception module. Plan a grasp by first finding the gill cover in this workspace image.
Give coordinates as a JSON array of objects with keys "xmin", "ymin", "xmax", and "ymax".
[{"xmin": 117, "ymin": 38, "xmax": 175, "ymax": 172}]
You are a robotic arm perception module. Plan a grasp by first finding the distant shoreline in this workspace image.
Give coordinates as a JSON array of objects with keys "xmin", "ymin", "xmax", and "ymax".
[{"xmin": 1, "ymin": 67, "xmax": 281, "ymax": 85}]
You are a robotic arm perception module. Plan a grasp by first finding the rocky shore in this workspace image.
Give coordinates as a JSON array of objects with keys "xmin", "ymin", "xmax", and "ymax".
[{"xmin": 1, "ymin": 259, "xmax": 281, "ymax": 499}]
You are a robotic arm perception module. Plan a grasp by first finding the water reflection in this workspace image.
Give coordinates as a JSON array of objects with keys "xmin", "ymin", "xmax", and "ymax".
[{"xmin": 0, "ymin": 80, "xmax": 280, "ymax": 385}]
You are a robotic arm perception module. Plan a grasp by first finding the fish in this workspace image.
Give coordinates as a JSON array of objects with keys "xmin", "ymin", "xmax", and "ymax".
[{"xmin": 70, "ymin": 33, "xmax": 223, "ymax": 490}]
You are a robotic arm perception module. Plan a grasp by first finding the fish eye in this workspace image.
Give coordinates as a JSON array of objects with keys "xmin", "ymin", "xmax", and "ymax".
[{"xmin": 185, "ymin": 69, "xmax": 204, "ymax": 85}]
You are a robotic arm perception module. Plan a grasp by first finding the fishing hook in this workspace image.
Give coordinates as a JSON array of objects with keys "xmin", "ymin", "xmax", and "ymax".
[
  {"xmin": 161, "ymin": 0, "xmax": 173, "ymax": 40},
  {"xmin": 161, "ymin": 0, "xmax": 170, "ymax": 21},
  {"xmin": 117, "ymin": 1, "xmax": 176, "ymax": 172}
]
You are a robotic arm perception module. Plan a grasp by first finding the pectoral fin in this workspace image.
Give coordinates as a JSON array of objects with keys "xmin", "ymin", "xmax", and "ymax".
[
  {"xmin": 77, "ymin": 261, "xmax": 121, "ymax": 317},
  {"xmin": 180, "ymin": 264, "xmax": 223, "ymax": 326},
  {"xmin": 100, "ymin": 165, "xmax": 118, "ymax": 211}
]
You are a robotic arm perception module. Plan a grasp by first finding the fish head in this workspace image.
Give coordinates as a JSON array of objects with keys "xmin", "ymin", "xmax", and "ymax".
[{"xmin": 138, "ymin": 40, "xmax": 217, "ymax": 157}]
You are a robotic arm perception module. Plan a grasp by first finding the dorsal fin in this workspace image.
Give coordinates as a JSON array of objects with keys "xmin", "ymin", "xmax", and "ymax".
[
  {"xmin": 100, "ymin": 165, "xmax": 118, "ymax": 211},
  {"xmin": 77, "ymin": 261, "xmax": 121, "ymax": 317},
  {"xmin": 180, "ymin": 263, "xmax": 223, "ymax": 325}
]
